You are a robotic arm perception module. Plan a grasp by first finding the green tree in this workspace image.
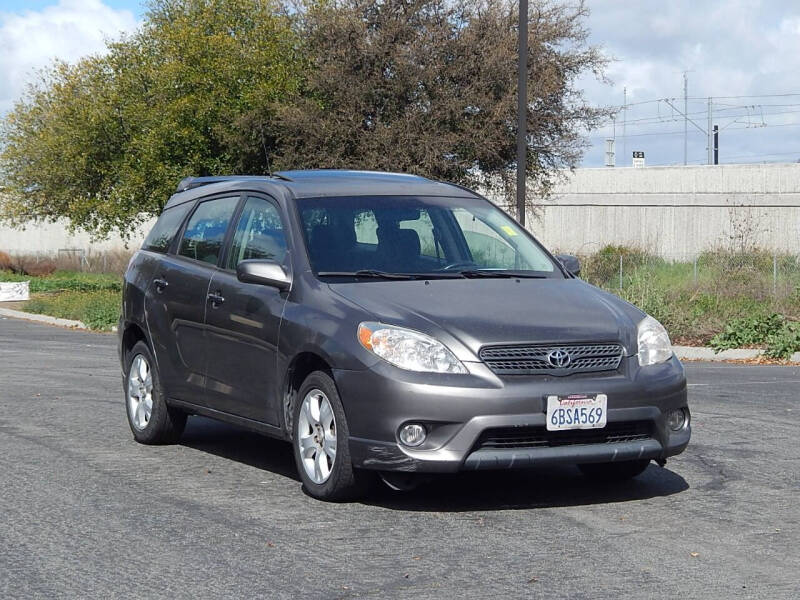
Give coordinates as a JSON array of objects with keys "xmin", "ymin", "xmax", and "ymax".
[
  {"xmin": 1, "ymin": 0, "xmax": 302, "ymax": 239},
  {"xmin": 276, "ymin": 0, "xmax": 609, "ymax": 218},
  {"xmin": 1, "ymin": 0, "xmax": 608, "ymax": 237}
]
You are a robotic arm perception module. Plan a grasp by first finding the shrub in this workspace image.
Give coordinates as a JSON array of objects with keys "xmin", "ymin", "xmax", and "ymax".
[
  {"xmin": 581, "ymin": 245, "xmax": 659, "ymax": 287},
  {"xmin": 765, "ymin": 324, "xmax": 800, "ymax": 359},
  {"xmin": 710, "ymin": 313, "xmax": 800, "ymax": 359},
  {"xmin": 710, "ymin": 314, "xmax": 785, "ymax": 351},
  {"xmin": 0, "ymin": 270, "xmax": 121, "ymax": 292},
  {"xmin": 0, "ymin": 251, "xmax": 12, "ymax": 271},
  {"xmin": 21, "ymin": 259, "xmax": 57, "ymax": 277}
]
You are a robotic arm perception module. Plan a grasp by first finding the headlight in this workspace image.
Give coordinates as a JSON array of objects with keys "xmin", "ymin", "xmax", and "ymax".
[
  {"xmin": 357, "ymin": 322, "xmax": 467, "ymax": 374},
  {"xmin": 637, "ymin": 315, "xmax": 673, "ymax": 366}
]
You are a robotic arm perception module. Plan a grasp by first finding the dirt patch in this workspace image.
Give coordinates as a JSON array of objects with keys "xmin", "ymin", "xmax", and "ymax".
[{"xmin": 0, "ymin": 300, "xmax": 28, "ymax": 311}]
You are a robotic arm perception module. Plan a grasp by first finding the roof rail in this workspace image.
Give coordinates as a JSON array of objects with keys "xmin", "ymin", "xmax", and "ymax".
[{"xmin": 175, "ymin": 174, "xmax": 292, "ymax": 193}]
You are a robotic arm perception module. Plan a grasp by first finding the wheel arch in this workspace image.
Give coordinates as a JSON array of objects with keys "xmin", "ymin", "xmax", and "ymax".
[
  {"xmin": 282, "ymin": 351, "xmax": 334, "ymax": 438},
  {"xmin": 121, "ymin": 321, "xmax": 150, "ymax": 365}
]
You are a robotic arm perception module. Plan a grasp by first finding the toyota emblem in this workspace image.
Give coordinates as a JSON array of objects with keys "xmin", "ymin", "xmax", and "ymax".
[{"xmin": 547, "ymin": 349, "xmax": 571, "ymax": 368}]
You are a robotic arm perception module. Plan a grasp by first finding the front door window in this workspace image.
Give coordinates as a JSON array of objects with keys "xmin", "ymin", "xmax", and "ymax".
[{"xmin": 226, "ymin": 197, "xmax": 288, "ymax": 269}]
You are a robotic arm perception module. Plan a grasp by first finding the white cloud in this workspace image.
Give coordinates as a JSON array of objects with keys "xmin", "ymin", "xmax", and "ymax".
[{"xmin": 0, "ymin": 0, "xmax": 138, "ymax": 113}]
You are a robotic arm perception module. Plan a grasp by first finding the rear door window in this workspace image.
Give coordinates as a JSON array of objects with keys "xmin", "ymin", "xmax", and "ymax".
[
  {"xmin": 142, "ymin": 202, "xmax": 192, "ymax": 253},
  {"xmin": 178, "ymin": 196, "xmax": 240, "ymax": 265}
]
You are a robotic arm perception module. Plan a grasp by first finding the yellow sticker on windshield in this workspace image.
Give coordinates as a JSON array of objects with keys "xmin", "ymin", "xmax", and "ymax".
[{"xmin": 501, "ymin": 225, "xmax": 517, "ymax": 236}]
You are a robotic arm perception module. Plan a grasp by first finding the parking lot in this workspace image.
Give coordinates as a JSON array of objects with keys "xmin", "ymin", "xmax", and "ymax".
[{"xmin": 0, "ymin": 316, "xmax": 798, "ymax": 599}]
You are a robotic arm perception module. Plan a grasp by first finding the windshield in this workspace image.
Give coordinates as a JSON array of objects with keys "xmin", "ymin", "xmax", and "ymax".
[{"xmin": 296, "ymin": 195, "xmax": 560, "ymax": 278}]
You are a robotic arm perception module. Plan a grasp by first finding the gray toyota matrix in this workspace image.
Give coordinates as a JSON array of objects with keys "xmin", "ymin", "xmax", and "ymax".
[{"xmin": 119, "ymin": 170, "xmax": 690, "ymax": 500}]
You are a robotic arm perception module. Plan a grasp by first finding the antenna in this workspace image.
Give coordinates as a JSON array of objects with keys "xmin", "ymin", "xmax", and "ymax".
[{"xmin": 683, "ymin": 71, "xmax": 688, "ymax": 165}]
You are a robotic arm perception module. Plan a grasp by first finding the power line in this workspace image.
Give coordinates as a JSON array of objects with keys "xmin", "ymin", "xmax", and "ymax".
[
  {"xmin": 598, "ymin": 105, "xmax": 800, "ymax": 127},
  {"xmin": 588, "ymin": 130, "xmax": 687, "ymax": 139},
  {"xmin": 687, "ymin": 93, "xmax": 800, "ymax": 100},
  {"xmin": 590, "ymin": 90, "xmax": 800, "ymax": 166},
  {"xmin": 582, "ymin": 118, "xmax": 800, "ymax": 138},
  {"xmin": 609, "ymin": 92, "xmax": 800, "ymax": 109},
  {"xmin": 592, "ymin": 108, "xmax": 800, "ymax": 131}
]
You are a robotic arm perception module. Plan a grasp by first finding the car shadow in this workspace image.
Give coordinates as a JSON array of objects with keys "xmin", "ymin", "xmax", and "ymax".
[
  {"xmin": 180, "ymin": 416, "xmax": 300, "ymax": 481},
  {"xmin": 179, "ymin": 416, "xmax": 689, "ymax": 511},
  {"xmin": 361, "ymin": 465, "xmax": 689, "ymax": 512}
]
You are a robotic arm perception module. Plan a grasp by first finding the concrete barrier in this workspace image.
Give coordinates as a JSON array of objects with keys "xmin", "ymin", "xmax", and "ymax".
[
  {"xmin": 486, "ymin": 162, "xmax": 800, "ymax": 256},
  {"xmin": 3, "ymin": 163, "xmax": 800, "ymax": 257}
]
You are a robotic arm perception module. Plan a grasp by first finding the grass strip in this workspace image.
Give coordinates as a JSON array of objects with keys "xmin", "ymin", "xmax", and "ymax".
[{"xmin": 24, "ymin": 289, "xmax": 121, "ymax": 331}]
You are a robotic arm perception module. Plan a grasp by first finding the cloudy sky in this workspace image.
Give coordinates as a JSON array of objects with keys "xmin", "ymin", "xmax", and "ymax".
[{"xmin": 1, "ymin": 0, "xmax": 799, "ymax": 167}]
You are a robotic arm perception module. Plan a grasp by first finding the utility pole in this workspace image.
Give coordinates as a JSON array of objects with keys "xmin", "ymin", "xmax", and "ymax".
[
  {"xmin": 683, "ymin": 72, "xmax": 688, "ymax": 165},
  {"xmin": 622, "ymin": 87, "xmax": 627, "ymax": 164},
  {"xmin": 515, "ymin": 0, "xmax": 528, "ymax": 226},
  {"xmin": 713, "ymin": 125, "xmax": 719, "ymax": 164},
  {"xmin": 707, "ymin": 97, "xmax": 713, "ymax": 165}
]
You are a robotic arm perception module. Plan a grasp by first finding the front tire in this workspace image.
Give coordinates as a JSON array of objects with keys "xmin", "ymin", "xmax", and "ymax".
[
  {"xmin": 292, "ymin": 371, "xmax": 367, "ymax": 501},
  {"xmin": 124, "ymin": 340, "xmax": 186, "ymax": 444},
  {"xmin": 578, "ymin": 459, "xmax": 651, "ymax": 481}
]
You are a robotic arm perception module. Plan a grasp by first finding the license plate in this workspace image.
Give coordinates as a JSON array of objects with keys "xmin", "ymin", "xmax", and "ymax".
[{"xmin": 546, "ymin": 394, "xmax": 607, "ymax": 431}]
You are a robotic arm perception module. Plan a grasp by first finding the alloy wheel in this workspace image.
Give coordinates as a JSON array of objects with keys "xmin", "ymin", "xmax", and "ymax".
[
  {"xmin": 127, "ymin": 354, "xmax": 153, "ymax": 431},
  {"xmin": 297, "ymin": 389, "xmax": 337, "ymax": 484}
]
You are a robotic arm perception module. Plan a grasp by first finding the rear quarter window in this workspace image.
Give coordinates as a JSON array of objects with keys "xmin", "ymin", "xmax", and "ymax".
[{"xmin": 142, "ymin": 203, "xmax": 192, "ymax": 253}]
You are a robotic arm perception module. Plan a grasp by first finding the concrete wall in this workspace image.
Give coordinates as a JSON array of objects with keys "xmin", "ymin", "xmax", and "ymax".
[
  {"xmin": 514, "ymin": 163, "xmax": 800, "ymax": 256},
  {"xmin": 0, "ymin": 218, "xmax": 153, "ymax": 256},
  {"xmin": 2, "ymin": 163, "xmax": 800, "ymax": 258}
]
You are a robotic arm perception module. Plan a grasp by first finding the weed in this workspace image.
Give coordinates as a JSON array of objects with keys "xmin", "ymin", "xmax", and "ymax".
[
  {"xmin": 0, "ymin": 270, "xmax": 121, "ymax": 293},
  {"xmin": 24, "ymin": 289, "xmax": 121, "ymax": 331}
]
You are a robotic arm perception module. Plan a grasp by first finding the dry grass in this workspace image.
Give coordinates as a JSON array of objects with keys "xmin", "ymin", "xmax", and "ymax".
[{"xmin": 0, "ymin": 248, "xmax": 134, "ymax": 275}]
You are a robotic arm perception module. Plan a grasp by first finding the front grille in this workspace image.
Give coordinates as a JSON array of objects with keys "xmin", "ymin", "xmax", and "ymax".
[
  {"xmin": 479, "ymin": 343, "xmax": 623, "ymax": 376},
  {"xmin": 475, "ymin": 421, "xmax": 653, "ymax": 450}
]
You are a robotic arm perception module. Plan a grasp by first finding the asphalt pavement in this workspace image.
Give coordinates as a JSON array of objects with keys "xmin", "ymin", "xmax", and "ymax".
[{"xmin": 0, "ymin": 316, "xmax": 798, "ymax": 599}]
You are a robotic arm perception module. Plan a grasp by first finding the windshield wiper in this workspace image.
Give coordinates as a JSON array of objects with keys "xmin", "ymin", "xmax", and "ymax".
[
  {"xmin": 318, "ymin": 270, "xmax": 415, "ymax": 280},
  {"xmin": 457, "ymin": 269, "xmax": 548, "ymax": 279}
]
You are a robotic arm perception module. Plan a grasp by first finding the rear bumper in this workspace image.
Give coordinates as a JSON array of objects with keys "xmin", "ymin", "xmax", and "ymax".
[{"xmin": 336, "ymin": 355, "xmax": 690, "ymax": 473}]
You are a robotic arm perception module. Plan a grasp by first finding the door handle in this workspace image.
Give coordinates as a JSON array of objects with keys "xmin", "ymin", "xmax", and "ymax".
[
  {"xmin": 207, "ymin": 291, "xmax": 225, "ymax": 306},
  {"xmin": 153, "ymin": 278, "xmax": 168, "ymax": 292}
]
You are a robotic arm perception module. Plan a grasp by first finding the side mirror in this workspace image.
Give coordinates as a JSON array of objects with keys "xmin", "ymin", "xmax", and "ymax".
[
  {"xmin": 236, "ymin": 259, "xmax": 291, "ymax": 291},
  {"xmin": 556, "ymin": 254, "xmax": 581, "ymax": 277}
]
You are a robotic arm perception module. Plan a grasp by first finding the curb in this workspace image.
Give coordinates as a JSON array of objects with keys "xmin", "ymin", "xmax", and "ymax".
[
  {"xmin": 673, "ymin": 345, "xmax": 800, "ymax": 363},
  {"xmin": 0, "ymin": 307, "xmax": 88, "ymax": 330}
]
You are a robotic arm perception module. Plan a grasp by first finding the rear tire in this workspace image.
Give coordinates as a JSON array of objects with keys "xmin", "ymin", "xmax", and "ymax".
[
  {"xmin": 124, "ymin": 341, "xmax": 186, "ymax": 444},
  {"xmin": 292, "ymin": 371, "xmax": 369, "ymax": 501},
  {"xmin": 578, "ymin": 459, "xmax": 650, "ymax": 481}
]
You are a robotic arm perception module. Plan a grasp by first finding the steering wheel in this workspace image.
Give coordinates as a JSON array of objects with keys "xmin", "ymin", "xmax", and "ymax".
[{"xmin": 439, "ymin": 261, "xmax": 477, "ymax": 271}]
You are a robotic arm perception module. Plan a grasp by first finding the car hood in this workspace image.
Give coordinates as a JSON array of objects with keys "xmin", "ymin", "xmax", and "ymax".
[{"xmin": 327, "ymin": 278, "xmax": 644, "ymax": 361}]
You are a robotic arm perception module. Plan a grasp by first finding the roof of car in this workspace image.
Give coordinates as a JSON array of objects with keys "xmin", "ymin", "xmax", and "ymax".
[{"xmin": 164, "ymin": 169, "xmax": 479, "ymax": 209}]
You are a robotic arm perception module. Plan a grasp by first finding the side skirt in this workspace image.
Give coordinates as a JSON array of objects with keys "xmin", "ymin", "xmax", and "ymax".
[{"xmin": 168, "ymin": 397, "xmax": 289, "ymax": 441}]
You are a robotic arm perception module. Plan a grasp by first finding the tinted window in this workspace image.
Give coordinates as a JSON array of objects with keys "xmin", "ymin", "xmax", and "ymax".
[
  {"xmin": 226, "ymin": 197, "xmax": 287, "ymax": 269},
  {"xmin": 142, "ymin": 203, "xmax": 191, "ymax": 253},
  {"xmin": 400, "ymin": 209, "xmax": 438, "ymax": 258},
  {"xmin": 178, "ymin": 196, "xmax": 240, "ymax": 265},
  {"xmin": 298, "ymin": 196, "xmax": 557, "ymax": 275},
  {"xmin": 454, "ymin": 208, "xmax": 529, "ymax": 269}
]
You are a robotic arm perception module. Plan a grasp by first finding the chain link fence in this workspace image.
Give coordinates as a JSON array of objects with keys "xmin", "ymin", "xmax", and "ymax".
[{"xmin": 574, "ymin": 250, "xmax": 800, "ymax": 299}]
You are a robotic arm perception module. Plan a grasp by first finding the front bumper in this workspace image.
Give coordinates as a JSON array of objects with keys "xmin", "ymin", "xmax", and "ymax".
[{"xmin": 334, "ymin": 355, "xmax": 690, "ymax": 473}]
